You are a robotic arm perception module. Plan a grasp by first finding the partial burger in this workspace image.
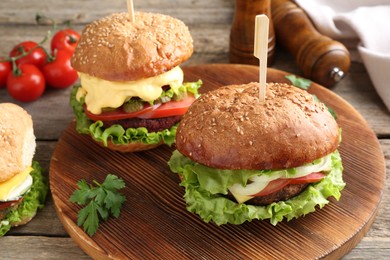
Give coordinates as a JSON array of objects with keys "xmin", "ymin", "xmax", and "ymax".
[
  {"xmin": 168, "ymin": 82, "xmax": 345, "ymax": 225},
  {"xmin": 0, "ymin": 103, "xmax": 48, "ymax": 235},
  {"xmin": 70, "ymin": 12, "xmax": 201, "ymax": 152}
]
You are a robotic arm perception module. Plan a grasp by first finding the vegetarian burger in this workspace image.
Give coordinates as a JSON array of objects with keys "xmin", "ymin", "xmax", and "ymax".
[
  {"xmin": 70, "ymin": 12, "xmax": 201, "ymax": 152},
  {"xmin": 0, "ymin": 103, "xmax": 48, "ymax": 235},
  {"xmin": 168, "ymin": 82, "xmax": 345, "ymax": 225}
]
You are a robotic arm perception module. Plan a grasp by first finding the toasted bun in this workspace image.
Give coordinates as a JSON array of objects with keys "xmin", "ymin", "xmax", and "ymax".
[
  {"xmin": 176, "ymin": 82, "xmax": 340, "ymax": 170},
  {"xmin": 12, "ymin": 211, "xmax": 37, "ymax": 227},
  {"xmin": 0, "ymin": 103, "xmax": 36, "ymax": 182},
  {"xmin": 71, "ymin": 12, "xmax": 193, "ymax": 81},
  {"xmin": 93, "ymin": 138, "xmax": 163, "ymax": 153}
]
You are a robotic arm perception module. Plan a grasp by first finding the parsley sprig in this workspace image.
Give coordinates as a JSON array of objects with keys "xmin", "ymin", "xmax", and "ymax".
[
  {"xmin": 285, "ymin": 75, "xmax": 311, "ymax": 90},
  {"xmin": 70, "ymin": 174, "xmax": 126, "ymax": 237}
]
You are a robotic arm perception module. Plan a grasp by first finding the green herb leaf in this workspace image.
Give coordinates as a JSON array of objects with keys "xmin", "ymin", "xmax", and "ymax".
[
  {"xmin": 70, "ymin": 174, "xmax": 126, "ymax": 237},
  {"xmin": 327, "ymin": 107, "xmax": 337, "ymax": 119},
  {"xmin": 285, "ymin": 75, "xmax": 311, "ymax": 90},
  {"xmin": 102, "ymin": 174, "xmax": 126, "ymax": 190},
  {"xmin": 105, "ymin": 190, "xmax": 126, "ymax": 218},
  {"xmin": 69, "ymin": 179, "xmax": 91, "ymax": 205},
  {"xmin": 78, "ymin": 201, "xmax": 99, "ymax": 237}
]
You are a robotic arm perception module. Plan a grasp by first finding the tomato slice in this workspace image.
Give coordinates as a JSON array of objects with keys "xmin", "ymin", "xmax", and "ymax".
[
  {"xmin": 84, "ymin": 95, "xmax": 195, "ymax": 121},
  {"xmin": 84, "ymin": 103, "xmax": 161, "ymax": 121},
  {"xmin": 0, "ymin": 198, "xmax": 23, "ymax": 210},
  {"xmin": 252, "ymin": 179, "xmax": 292, "ymax": 197},
  {"xmin": 289, "ymin": 172, "xmax": 325, "ymax": 184},
  {"xmin": 137, "ymin": 96, "xmax": 195, "ymax": 119},
  {"xmin": 252, "ymin": 172, "xmax": 326, "ymax": 197}
]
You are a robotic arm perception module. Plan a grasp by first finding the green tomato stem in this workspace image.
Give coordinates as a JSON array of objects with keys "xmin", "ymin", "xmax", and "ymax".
[{"xmin": 10, "ymin": 57, "xmax": 21, "ymax": 76}]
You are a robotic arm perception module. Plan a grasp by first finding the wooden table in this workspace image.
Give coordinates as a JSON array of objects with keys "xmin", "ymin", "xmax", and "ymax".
[{"xmin": 0, "ymin": 1, "xmax": 389, "ymax": 259}]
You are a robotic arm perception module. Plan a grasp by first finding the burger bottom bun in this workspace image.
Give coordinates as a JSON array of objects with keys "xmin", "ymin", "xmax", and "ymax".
[
  {"xmin": 12, "ymin": 211, "xmax": 37, "ymax": 227},
  {"xmin": 93, "ymin": 138, "xmax": 163, "ymax": 153}
]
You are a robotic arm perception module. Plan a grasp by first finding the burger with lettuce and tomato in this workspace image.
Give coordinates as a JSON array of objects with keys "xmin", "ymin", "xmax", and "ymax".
[
  {"xmin": 0, "ymin": 103, "xmax": 48, "ymax": 236},
  {"xmin": 168, "ymin": 82, "xmax": 345, "ymax": 225},
  {"xmin": 70, "ymin": 12, "xmax": 201, "ymax": 152}
]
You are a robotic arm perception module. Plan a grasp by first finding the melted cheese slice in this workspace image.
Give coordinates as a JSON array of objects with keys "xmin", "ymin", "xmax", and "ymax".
[
  {"xmin": 77, "ymin": 66, "xmax": 184, "ymax": 114},
  {"xmin": 0, "ymin": 167, "xmax": 33, "ymax": 201}
]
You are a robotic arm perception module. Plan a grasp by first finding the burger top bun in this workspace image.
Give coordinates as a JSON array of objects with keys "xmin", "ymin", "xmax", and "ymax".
[
  {"xmin": 0, "ymin": 103, "xmax": 36, "ymax": 182},
  {"xmin": 71, "ymin": 12, "xmax": 193, "ymax": 81},
  {"xmin": 176, "ymin": 82, "xmax": 340, "ymax": 170}
]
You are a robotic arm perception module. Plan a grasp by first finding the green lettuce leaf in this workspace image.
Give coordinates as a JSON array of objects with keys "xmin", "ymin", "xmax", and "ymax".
[
  {"xmin": 285, "ymin": 75, "xmax": 311, "ymax": 90},
  {"xmin": 168, "ymin": 150, "xmax": 345, "ymax": 226},
  {"xmin": 158, "ymin": 80, "xmax": 202, "ymax": 103},
  {"xmin": 70, "ymin": 86, "xmax": 91, "ymax": 134},
  {"xmin": 0, "ymin": 161, "xmax": 48, "ymax": 236},
  {"xmin": 70, "ymin": 81, "xmax": 201, "ymax": 147},
  {"xmin": 89, "ymin": 120, "xmax": 177, "ymax": 146}
]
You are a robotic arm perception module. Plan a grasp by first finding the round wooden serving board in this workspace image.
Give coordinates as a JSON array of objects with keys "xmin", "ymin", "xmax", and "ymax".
[{"xmin": 50, "ymin": 64, "xmax": 386, "ymax": 259}]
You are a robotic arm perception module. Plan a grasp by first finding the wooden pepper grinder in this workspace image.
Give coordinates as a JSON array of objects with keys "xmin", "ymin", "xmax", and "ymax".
[
  {"xmin": 229, "ymin": 0, "xmax": 275, "ymax": 65},
  {"xmin": 272, "ymin": 0, "xmax": 351, "ymax": 88}
]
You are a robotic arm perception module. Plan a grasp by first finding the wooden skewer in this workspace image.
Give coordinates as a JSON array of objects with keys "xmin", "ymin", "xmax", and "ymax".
[
  {"xmin": 127, "ymin": 0, "xmax": 135, "ymax": 22},
  {"xmin": 254, "ymin": 14, "xmax": 269, "ymax": 102}
]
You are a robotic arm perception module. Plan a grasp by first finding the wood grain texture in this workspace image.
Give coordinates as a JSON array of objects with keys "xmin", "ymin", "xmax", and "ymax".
[
  {"xmin": 0, "ymin": 236, "xmax": 90, "ymax": 259},
  {"xmin": 0, "ymin": 0, "xmax": 234, "ymax": 25},
  {"xmin": 49, "ymin": 64, "xmax": 385, "ymax": 259}
]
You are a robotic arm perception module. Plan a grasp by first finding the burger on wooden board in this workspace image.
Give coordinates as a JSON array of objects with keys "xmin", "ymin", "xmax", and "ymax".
[
  {"xmin": 168, "ymin": 82, "xmax": 345, "ymax": 225},
  {"xmin": 0, "ymin": 103, "xmax": 48, "ymax": 235},
  {"xmin": 70, "ymin": 12, "xmax": 201, "ymax": 152}
]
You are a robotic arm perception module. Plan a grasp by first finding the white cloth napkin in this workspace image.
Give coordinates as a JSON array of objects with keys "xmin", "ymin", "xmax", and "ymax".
[{"xmin": 295, "ymin": 0, "xmax": 390, "ymax": 111}]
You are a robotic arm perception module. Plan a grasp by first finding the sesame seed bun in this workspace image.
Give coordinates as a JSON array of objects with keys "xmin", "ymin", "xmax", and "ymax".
[
  {"xmin": 175, "ymin": 82, "xmax": 340, "ymax": 170},
  {"xmin": 71, "ymin": 12, "xmax": 193, "ymax": 81},
  {"xmin": 0, "ymin": 103, "xmax": 36, "ymax": 182}
]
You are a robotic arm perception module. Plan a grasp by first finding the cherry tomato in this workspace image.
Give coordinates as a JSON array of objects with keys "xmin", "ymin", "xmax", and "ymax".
[
  {"xmin": 0, "ymin": 59, "xmax": 12, "ymax": 88},
  {"xmin": 51, "ymin": 29, "xmax": 80, "ymax": 54},
  {"xmin": 289, "ymin": 172, "xmax": 325, "ymax": 184},
  {"xmin": 42, "ymin": 50, "xmax": 78, "ymax": 89},
  {"xmin": 7, "ymin": 64, "xmax": 45, "ymax": 102},
  {"xmin": 9, "ymin": 41, "xmax": 47, "ymax": 69}
]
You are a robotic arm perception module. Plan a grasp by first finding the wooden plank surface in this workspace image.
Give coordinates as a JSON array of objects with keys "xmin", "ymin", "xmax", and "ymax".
[{"xmin": 0, "ymin": 0, "xmax": 389, "ymax": 259}]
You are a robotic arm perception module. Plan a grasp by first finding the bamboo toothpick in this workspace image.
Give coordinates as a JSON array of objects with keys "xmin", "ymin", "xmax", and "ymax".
[
  {"xmin": 254, "ymin": 14, "xmax": 269, "ymax": 102},
  {"xmin": 127, "ymin": 0, "xmax": 135, "ymax": 22}
]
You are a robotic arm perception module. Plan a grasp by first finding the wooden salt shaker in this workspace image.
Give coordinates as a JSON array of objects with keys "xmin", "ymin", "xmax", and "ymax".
[{"xmin": 229, "ymin": 0, "xmax": 275, "ymax": 65}]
